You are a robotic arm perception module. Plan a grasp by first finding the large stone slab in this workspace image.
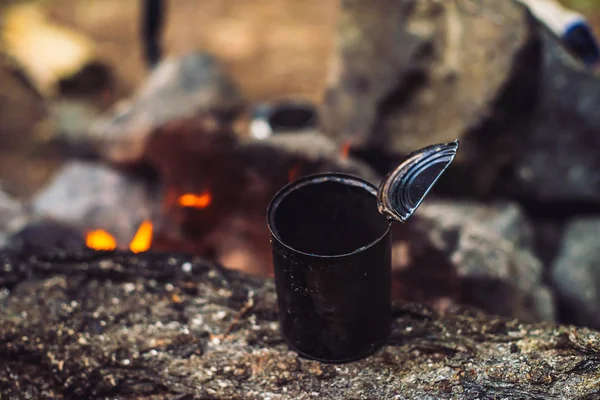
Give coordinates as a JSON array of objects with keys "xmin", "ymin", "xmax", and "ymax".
[
  {"xmin": 0, "ymin": 249, "xmax": 598, "ymax": 399},
  {"xmin": 322, "ymin": 0, "xmax": 539, "ymax": 198}
]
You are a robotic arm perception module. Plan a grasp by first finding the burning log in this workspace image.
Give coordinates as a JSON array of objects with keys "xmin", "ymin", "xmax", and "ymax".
[{"xmin": 0, "ymin": 248, "xmax": 599, "ymax": 398}]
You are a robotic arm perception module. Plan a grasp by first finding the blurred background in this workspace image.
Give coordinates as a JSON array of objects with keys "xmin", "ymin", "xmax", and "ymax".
[
  {"xmin": 2, "ymin": 0, "xmax": 600, "ymax": 332},
  {"xmin": 0, "ymin": 0, "xmax": 339, "ymax": 196}
]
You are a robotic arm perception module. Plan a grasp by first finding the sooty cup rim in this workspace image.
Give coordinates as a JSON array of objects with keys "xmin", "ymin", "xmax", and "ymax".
[{"xmin": 267, "ymin": 172, "xmax": 392, "ymax": 259}]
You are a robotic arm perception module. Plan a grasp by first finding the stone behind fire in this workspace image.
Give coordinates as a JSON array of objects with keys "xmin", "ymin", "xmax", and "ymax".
[
  {"xmin": 399, "ymin": 200, "xmax": 555, "ymax": 323},
  {"xmin": 322, "ymin": 0, "xmax": 539, "ymax": 195},
  {"xmin": 323, "ymin": 0, "xmax": 600, "ymax": 202},
  {"xmin": 6, "ymin": 219, "xmax": 86, "ymax": 255},
  {"xmin": 511, "ymin": 30, "xmax": 600, "ymax": 202},
  {"xmin": 551, "ymin": 217, "xmax": 600, "ymax": 329},
  {"xmin": 88, "ymin": 51, "xmax": 244, "ymax": 165}
]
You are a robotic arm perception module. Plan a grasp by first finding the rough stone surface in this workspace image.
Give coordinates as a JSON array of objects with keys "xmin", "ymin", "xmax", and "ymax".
[
  {"xmin": 87, "ymin": 52, "xmax": 244, "ymax": 165},
  {"xmin": 321, "ymin": 0, "xmax": 420, "ymax": 147},
  {"xmin": 1, "ymin": 249, "xmax": 600, "ymax": 399},
  {"xmin": 551, "ymin": 217, "xmax": 600, "ymax": 329},
  {"xmin": 511, "ymin": 29, "xmax": 600, "ymax": 202},
  {"xmin": 381, "ymin": 0, "xmax": 537, "ymax": 155},
  {"xmin": 5, "ymin": 219, "xmax": 86, "ymax": 256},
  {"xmin": 324, "ymin": 0, "xmax": 600, "ymax": 201},
  {"xmin": 322, "ymin": 0, "xmax": 539, "ymax": 197},
  {"xmin": 393, "ymin": 201, "xmax": 555, "ymax": 323}
]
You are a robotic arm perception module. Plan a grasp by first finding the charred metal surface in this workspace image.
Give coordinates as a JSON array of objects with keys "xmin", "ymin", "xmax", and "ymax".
[
  {"xmin": 268, "ymin": 174, "xmax": 392, "ymax": 363},
  {"xmin": 1, "ymin": 249, "xmax": 600, "ymax": 399}
]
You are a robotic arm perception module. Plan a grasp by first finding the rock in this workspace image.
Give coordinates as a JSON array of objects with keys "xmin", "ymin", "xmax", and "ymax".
[
  {"xmin": 0, "ymin": 248, "xmax": 599, "ymax": 398},
  {"xmin": 31, "ymin": 161, "xmax": 160, "ymax": 245},
  {"xmin": 322, "ymin": 0, "xmax": 540, "ymax": 195},
  {"xmin": 0, "ymin": 189, "xmax": 28, "ymax": 248},
  {"xmin": 321, "ymin": 0, "xmax": 421, "ymax": 147},
  {"xmin": 393, "ymin": 200, "xmax": 555, "ymax": 323},
  {"xmin": 52, "ymin": 100, "xmax": 102, "ymax": 139},
  {"xmin": 419, "ymin": 200, "xmax": 536, "ymax": 248},
  {"xmin": 87, "ymin": 52, "xmax": 244, "ymax": 165},
  {"xmin": 551, "ymin": 217, "xmax": 600, "ymax": 329},
  {"xmin": 511, "ymin": 29, "xmax": 600, "ymax": 202},
  {"xmin": 5, "ymin": 219, "xmax": 86, "ymax": 255},
  {"xmin": 244, "ymin": 131, "xmax": 380, "ymax": 184},
  {"xmin": 43, "ymin": 100, "xmax": 105, "ymax": 158}
]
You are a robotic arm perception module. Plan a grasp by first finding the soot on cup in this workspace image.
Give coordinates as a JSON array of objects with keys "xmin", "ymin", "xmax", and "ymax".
[{"xmin": 267, "ymin": 173, "xmax": 392, "ymax": 363}]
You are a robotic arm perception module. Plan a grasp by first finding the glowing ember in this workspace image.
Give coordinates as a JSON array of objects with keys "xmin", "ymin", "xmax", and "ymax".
[
  {"xmin": 86, "ymin": 229, "xmax": 117, "ymax": 251},
  {"xmin": 340, "ymin": 141, "xmax": 351, "ymax": 160},
  {"xmin": 130, "ymin": 220, "xmax": 153, "ymax": 253},
  {"xmin": 288, "ymin": 163, "xmax": 302, "ymax": 183},
  {"xmin": 178, "ymin": 192, "xmax": 212, "ymax": 209}
]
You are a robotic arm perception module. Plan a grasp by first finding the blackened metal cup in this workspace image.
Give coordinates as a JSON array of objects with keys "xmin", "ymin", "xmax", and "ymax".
[
  {"xmin": 266, "ymin": 141, "xmax": 460, "ymax": 363},
  {"xmin": 267, "ymin": 173, "xmax": 392, "ymax": 363}
]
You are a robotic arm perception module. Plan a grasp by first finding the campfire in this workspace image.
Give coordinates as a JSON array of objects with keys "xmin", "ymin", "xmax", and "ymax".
[
  {"xmin": 2, "ymin": 47, "xmax": 379, "ymax": 279},
  {"xmin": 86, "ymin": 219, "xmax": 153, "ymax": 253}
]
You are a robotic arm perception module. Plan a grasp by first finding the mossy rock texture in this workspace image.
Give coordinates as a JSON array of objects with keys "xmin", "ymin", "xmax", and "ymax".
[{"xmin": 1, "ymin": 249, "xmax": 600, "ymax": 399}]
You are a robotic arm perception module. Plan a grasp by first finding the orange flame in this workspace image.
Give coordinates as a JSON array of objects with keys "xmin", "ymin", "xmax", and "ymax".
[
  {"xmin": 340, "ymin": 141, "xmax": 351, "ymax": 160},
  {"xmin": 86, "ymin": 229, "xmax": 117, "ymax": 251},
  {"xmin": 130, "ymin": 220, "xmax": 153, "ymax": 253},
  {"xmin": 178, "ymin": 192, "xmax": 212, "ymax": 209}
]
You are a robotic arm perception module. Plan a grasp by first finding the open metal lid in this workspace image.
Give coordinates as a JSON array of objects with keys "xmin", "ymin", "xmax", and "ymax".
[{"xmin": 377, "ymin": 140, "xmax": 459, "ymax": 223}]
